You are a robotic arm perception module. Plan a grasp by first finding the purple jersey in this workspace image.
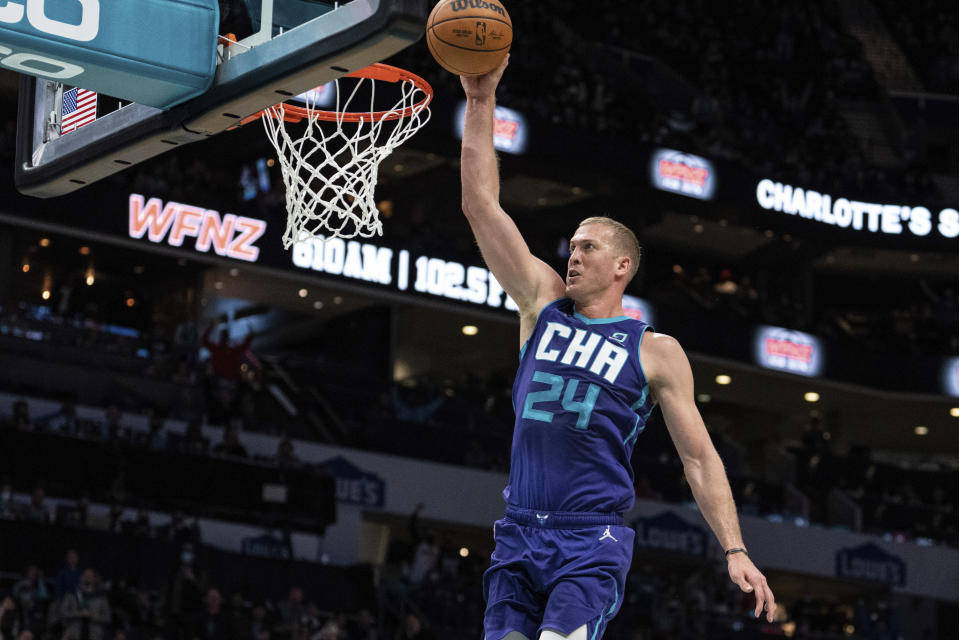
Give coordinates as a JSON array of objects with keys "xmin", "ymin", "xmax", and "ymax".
[{"xmin": 507, "ymin": 297, "xmax": 654, "ymax": 514}]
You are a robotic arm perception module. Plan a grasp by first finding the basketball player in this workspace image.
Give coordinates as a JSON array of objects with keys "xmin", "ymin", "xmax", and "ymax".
[{"xmin": 459, "ymin": 57, "xmax": 777, "ymax": 640}]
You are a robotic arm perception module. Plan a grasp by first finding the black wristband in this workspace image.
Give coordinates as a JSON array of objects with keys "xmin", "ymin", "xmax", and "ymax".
[{"xmin": 725, "ymin": 547, "xmax": 748, "ymax": 558}]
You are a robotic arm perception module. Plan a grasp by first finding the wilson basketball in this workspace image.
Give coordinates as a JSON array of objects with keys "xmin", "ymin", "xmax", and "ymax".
[{"xmin": 427, "ymin": 0, "xmax": 512, "ymax": 77}]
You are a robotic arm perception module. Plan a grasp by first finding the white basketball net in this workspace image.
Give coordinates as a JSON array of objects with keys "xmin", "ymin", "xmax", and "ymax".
[{"xmin": 261, "ymin": 74, "xmax": 431, "ymax": 249}]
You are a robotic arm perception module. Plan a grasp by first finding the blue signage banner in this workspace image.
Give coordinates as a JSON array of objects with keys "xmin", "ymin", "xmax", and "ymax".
[
  {"xmin": 0, "ymin": 0, "xmax": 218, "ymax": 108},
  {"xmin": 322, "ymin": 456, "xmax": 386, "ymax": 508},
  {"xmin": 241, "ymin": 533, "xmax": 291, "ymax": 559},
  {"xmin": 632, "ymin": 511, "xmax": 708, "ymax": 556},
  {"xmin": 835, "ymin": 543, "xmax": 906, "ymax": 587}
]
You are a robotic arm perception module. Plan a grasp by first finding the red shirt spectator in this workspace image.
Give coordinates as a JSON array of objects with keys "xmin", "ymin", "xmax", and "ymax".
[{"xmin": 202, "ymin": 327, "xmax": 253, "ymax": 381}]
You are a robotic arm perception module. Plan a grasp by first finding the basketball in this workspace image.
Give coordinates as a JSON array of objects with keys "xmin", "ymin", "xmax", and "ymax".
[{"xmin": 427, "ymin": 0, "xmax": 513, "ymax": 77}]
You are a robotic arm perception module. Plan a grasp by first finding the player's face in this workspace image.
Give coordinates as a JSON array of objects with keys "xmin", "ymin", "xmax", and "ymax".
[{"xmin": 566, "ymin": 225, "xmax": 621, "ymax": 298}]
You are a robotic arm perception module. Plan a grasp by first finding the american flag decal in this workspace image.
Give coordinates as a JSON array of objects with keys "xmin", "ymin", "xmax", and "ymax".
[{"xmin": 61, "ymin": 87, "xmax": 97, "ymax": 133}]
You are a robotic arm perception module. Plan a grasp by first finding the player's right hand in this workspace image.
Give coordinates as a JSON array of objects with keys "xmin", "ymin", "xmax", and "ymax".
[
  {"xmin": 727, "ymin": 554, "xmax": 777, "ymax": 622},
  {"xmin": 461, "ymin": 54, "xmax": 509, "ymax": 100}
]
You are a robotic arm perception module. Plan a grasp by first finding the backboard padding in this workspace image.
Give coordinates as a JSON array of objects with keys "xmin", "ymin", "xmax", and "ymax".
[{"xmin": 16, "ymin": 0, "xmax": 427, "ymax": 198}]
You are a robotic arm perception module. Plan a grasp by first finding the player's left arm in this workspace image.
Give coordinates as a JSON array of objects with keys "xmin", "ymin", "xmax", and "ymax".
[{"xmin": 642, "ymin": 332, "xmax": 777, "ymax": 622}]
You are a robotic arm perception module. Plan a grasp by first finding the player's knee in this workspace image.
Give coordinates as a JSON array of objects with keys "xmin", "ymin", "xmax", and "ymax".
[{"xmin": 539, "ymin": 625, "xmax": 588, "ymax": 640}]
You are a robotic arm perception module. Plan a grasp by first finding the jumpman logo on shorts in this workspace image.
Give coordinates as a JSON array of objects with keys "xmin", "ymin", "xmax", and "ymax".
[{"xmin": 599, "ymin": 526, "xmax": 618, "ymax": 542}]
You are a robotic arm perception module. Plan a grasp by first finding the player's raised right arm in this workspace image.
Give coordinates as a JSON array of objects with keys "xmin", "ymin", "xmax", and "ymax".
[{"xmin": 460, "ymin": 57, "xmax": 565, "ymax": 313}]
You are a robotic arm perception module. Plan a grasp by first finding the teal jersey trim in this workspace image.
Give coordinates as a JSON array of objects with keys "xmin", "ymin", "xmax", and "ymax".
[
  {"xmin": 519, "ymin": 297, "xmax": 568, "ymax": 361},
  {"xmin": 589, "ymin": 583, "xmax": 620, "ymax": 640},
  {"xmin": 636, "ymin": 325, "xmax": 652, "ymax": 388},
  {"xmin": 590, "ymin": 613, "xmax": 604, "ymax": 640},
  {"xmin": 573, "ymin": 311, "xmax": 633, "ymax": 324},
  {"xmin": 630, "ymin": 386, "xmax": 650, "ymax": 411},
  {"xmin": 626, "ymin": 384, "xmax": 652, "ymax": 445},
  {"xmin": 608, "ymin": 584, "xmax": 620, "ymax": 615},
  {"xmin": 623, "ymin": 415, "xmax": 641, "ymax": 446}
]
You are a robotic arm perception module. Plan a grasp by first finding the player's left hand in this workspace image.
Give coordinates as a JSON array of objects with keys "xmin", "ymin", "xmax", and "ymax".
[{"xmin": 727, "ymin": 554, "xmax": 776, "ymax": 622}]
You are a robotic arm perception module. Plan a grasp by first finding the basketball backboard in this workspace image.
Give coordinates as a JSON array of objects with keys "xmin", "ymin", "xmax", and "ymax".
[{"xmin": 15, "ymin": 0, "xmax": 428, "ymax": 198}]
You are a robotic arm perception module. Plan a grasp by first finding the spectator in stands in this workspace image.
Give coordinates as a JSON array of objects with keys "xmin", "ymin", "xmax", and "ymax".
[
  {"xmin": 249, "ymin": 603, "xmax": 271, "ymax": 640},
  {"xmin": 167, "ymin": 543, "xmax": 207, "ymax": 637},
  {"xmin": 188, "ymin": 588, "xmax": 230, "ymax": 640},
  {"xmin": 128, "ymin": 589, "xmax": 163, "ymax": 637},
  {"xmin": 40, "ymin": 397, "xmax": 79, "ymax": 435},
  {"xmin": 801, "ymin": 411, "xmax": 831, "ymax": 452},
  {"xmin": 212, "ymin": 424, "xmax": 248, "ymax": 459},
  {"xmin": 348, "ymin": 609, "xmax": 377, "ymax": 640},
  {"xmin": 61, "ymin": 569, "xmax": 111, "ymax": 640},
  {"xmin": 0, "ymin": 597, "xmax": 20, "ymax": 640},
  {"xmin": 317, "ymin": 618, "xmax": 345, "ymax": 640},
  {"xmin": 11, "ymin": 400, "xmax": 31, "ymax": 430},
  {"xmin": 276, "ymin": 587, "xmax": 306, "ymax": 638},
  {"xmin": 158, "ymin": 512, "xmax": 199, "ymax": 544},
  {"xmin": 181, "ymin": 418, "xmax": 209, "ymax": 455},
  {"xmin": 15, "ymin": 630, "xmax": 33, "ymax": 640},
  {"xmin": 11, "ymin": 566, "xmax": 48, "ymax": 629},
  {"xmin": 55, "ymin": 550, "xmax": 82, "ymax": 599},
  {"xmin": 407, "ymin": 505, "xmax": 439, "ymax": 586},
  {"xmin": 100, "ymin": 405, "xmax": 131, "ymax": 441},
  {"xmin": 399, "ymin": 613, "xmax": 434, "ymax": 640},
  {"xmin": 143, "ymin": 411, "xmax": 168, "ymax": 451},
  {"xmin": 108, "ymin": 503, "xmax": 125, "ymax": 534},
  {"xmin": 202, "ymin": 325, "xmax": 253, "ymax": 382},
  {"xmin": 123, "ymin": 508, "xmax": 153, "ymax": 537},
  {"xmin": 293, "ymin": 603, "xmax": 323, "ymax": 640},
  {"xmin": 275, "ymin": 437, "xmax": 300, "ymax": 468},
  {"xmin": 175, "ymin": 316, "xmax": 199, "ymax": 364},
  {"xmin": 714, "ymin": 269, "xmax": 738, "ymax": 296},
  {"xmin": 224, "ymin": 593, "xmax": 250, "ymax": 640},
  {"xmin": 26, "ymin": 487, "xmax": 49, "ymax": 524}
]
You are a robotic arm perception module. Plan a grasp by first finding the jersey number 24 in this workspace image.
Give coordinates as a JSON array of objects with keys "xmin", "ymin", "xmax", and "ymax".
[{"xmin": 522, "ymin": 370, "xmax": 600, "ymax": 429}]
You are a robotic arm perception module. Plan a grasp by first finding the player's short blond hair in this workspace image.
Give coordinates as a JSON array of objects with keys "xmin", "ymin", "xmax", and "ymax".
[{"xmin": 578, "ymin": 216, "xmax": 642, "ymax": 281}]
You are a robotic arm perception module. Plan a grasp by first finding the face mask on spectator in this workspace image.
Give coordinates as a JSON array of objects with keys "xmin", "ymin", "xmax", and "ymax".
[
  {"xmin": 81, "ymin": 581, "xmax": 95, "ymax": 593},
  {"xmin": 181, "ymin": 551, "xmax": 194, "ymax": 565}
]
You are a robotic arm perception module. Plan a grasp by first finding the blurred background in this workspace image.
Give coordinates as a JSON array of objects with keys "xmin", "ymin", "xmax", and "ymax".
[{"xmin": 1, "ymin": 1, "xmax": 959, "ymax": 639}]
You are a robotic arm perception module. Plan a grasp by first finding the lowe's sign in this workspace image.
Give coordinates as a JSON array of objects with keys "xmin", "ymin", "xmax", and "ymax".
[
  {"xmin": 322, "ymin": 457, "xmax": 386, "ymax": 508},
  {"xmin": 0, "ymin": 0, "xmax": 218, "ymax": 108},
  {"xmin": 241, "ymin": 533, "xmax": 291, "ymax": 560},
  {"xmin": 836, "ymin": 543, "xmax": 906, "ymax": 587},
  {"xmin": 633, "ymin": 511, "xmax": 708, "ymax": 556}
]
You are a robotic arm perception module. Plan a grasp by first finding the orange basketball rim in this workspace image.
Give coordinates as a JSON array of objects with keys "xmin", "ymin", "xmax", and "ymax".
[{"xmin": 240, "ymin": 63, "xmax": 433, "ymax": 126}]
